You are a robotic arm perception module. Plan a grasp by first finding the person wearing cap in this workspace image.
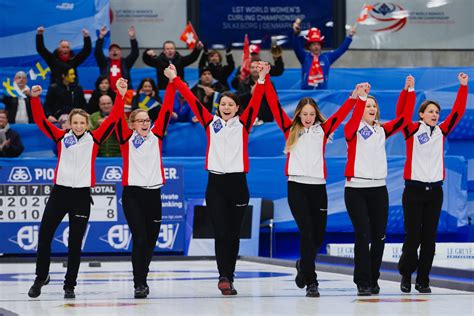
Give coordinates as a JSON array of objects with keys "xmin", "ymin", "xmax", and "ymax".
[
  {"xmin": 95, "ymin": 26, "xmax": 139, "ymax": 90},
  {"xmin": 199, "ymin": 47, "xmax": 234, "ymax": 91},
  {"xmin": 191, "ymin": 67, "xmax": 226, "ymax": 114},
  {"xmin": 231, "ymin": 43, "xmax": 284, "ymax": 90},
  {"xmin": 142, "ymin": 40, "xmax": 203, "ymax": 91},
  {"xmin": 292, "ymin": 20, "xmax": 355, "ymax": 89},
  {"xmin": 36, "ymin": 26, "xmax": 91, "ymax": 84}
]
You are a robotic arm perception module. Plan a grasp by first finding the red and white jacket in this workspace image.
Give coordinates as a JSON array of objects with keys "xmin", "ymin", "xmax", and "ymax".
[
  {"xmin": 31, "ymin": 95, "xmax": 124, "ymax": 188},
  {"xmin": 344, "ymin": 89, "xmax": 416, "ymax": 185},
  {"xmin": 116, "ymin": 83, "xmax": 176, "ymax": 188},
  {"xmin": 172, "ymin": 76, "xmax": 265, "ymax": 174},
  {"xmin": 265, "ymin": 79, "xmax": 362, "ymax": 183},
  {"xmin": 402, "ymin": 85, "xmax": 468, "ymax": 183}
]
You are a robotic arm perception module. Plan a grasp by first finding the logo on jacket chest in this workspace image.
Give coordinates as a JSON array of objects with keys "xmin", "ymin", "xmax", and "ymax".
[
  {"xmin": 212, "ymin": 119, "xmax": 223, "ymax": 133},
  {"xmin": 359, "ymin": 126, "xmax": 373, "ymax": 140},
  {"xmin": 132, "ymin": 135, "xmax": 145, "ymax": 149},
  {"xmin": 63, "ymin": 135, "xmax": 77, "ymax": 148},
  {"xmin": 417, "ymin": 132, "xmax": 430, "ymax": 145}
]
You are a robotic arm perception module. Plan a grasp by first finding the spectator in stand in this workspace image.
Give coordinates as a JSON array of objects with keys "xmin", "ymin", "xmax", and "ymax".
[
  {"xmin": 95, "ymin": 26, "xmax": 139, "ymax": 90},
  {"xmin": 36, "ymin": 26, "xmax": 91, "ymax": 84},
  {"xmin": 90, "ymin": 95, "xmax": 121, "ymax": 157},
  {"xmin": 171, "ymin": 83, "xmax": 194, "ymax": 124},
  {"xmin": 237, "ymin": 60, "xmax": 275, "ymax": 123},
  {"xmin": 198, "ymin": 47, "xmax": 234, "ymax": 91},
  {"xmin": 44, "ymin": 66, "xmax": 87, "ymax": 122},
  {"xmin": 87, "ymin": 75, "xmax": 116, "ymax": 114},
  {"xmin": 191, "ymin": 67, "xmax": 226, "ymax": 114},
  {"xmin": 0, "ymin": 110, "xmax": 24, "ymax": 157},
  {"xmin": 231, "ymin": 43, "xmax": 284, "ymax": 90},
  {"xmin": 131, "ymin": 78, "xmax": 162, "ymax": 122},
  {"xmin": 292, "ymin": 19, "xmax": 355, "ymax": 90},
  {"xmin": 142, "ymin": 40, "xmax": 203, "ymax": 91},
  {"xmin": 0, "ymin": 71, "xmax": 34, "ymax": 124}
]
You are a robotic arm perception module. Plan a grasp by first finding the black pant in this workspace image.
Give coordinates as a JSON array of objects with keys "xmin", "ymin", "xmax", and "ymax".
[
  {"xmin": 206, "ymin": 172, "xmax": 249, "ymax": 282},
  {"xmin": 398, "ymin": 185, "xmax": 443, "ymax": 286},
  {"xmin": 344, "ymin": 186, "xmax": 388, "ymax": 287},
  {"xmin": 35, "ymin": 185, "xmax": 91, "ymax": 289},
  {"xmin": 122, "ymin": 186, "xmax": 162, "ymax": 288},
  {"xmin": 287, "ymin": 181, "xmax": 327, "ymax": 286}
]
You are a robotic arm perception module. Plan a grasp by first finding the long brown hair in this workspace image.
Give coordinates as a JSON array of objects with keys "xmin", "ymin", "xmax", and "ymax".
[{"xmin": 284, "ymin": 98, "xmax": 326, "ymax": 153}]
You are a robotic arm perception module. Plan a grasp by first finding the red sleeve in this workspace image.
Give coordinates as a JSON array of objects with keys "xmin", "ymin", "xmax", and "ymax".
[
  {"xmin": 171, "ymin": 77, "xmax": 214, "ymax": 127},
  {"xmin": 30, "ymin": 97, "xmax": 65, "ymax": 142},
  {"xmin": 240, "ymin": 77, "xmax": 266, "ymax": 132},
  {"xmin": 344, "ymin": 96, "xmax": 366, "ymax": 140},
  {"xmin": 151, "ymin": 82, "xmax": 176, "ymax": 138},
  {"xmin": 264, "ymin": 79, "xmax": 292, "ymax": 139},
  {"xmin": 321, "ymin": 97, "xmax": 357, "ymax": 135},
  {"xmin": 439, "ymin": 84, "xmax": 468, "ymax": 136},
  {"xmin": 395, "ymin": 89, "xmax": 407, "ymax": 117},
  {"xmin": 116, "ymin": 113, "xmax": 132, "ymax": 144},
  {"xmin": 383, "ymin": 90, "xmax": 416, "ymax": 139},
  {"xmin": 91, "ymin": 95, "xmax": 125, "ymax": 144}
]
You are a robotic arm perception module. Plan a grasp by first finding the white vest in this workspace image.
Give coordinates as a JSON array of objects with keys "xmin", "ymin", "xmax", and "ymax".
[
  {"xmin": 407, "ymin": 122, "xmax": 444, "ymax": 182},
  {"xmin": 55, "ymin": 130, "xmax": 94, "ymax": 188},
  {"xmin": 123, "ymin": 131, "xmax": 164, "ymax": 188},
  {"xmin": 352, "ymin": 121, "xmax": 387, "ymax": 180},
  {"xmin": 287, "ymin": 124, "xmax": 326, "ymax": 180},
  {"xmin": 206, "ymin": 115, "xmax": 246, "ymax": 173}
]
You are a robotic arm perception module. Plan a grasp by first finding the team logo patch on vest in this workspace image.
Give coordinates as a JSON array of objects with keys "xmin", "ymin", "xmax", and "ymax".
[
  {"xmin": 132, "ymin": 135, "xmax": 145, "ymax": 149},
  {"xmin": 417, "ymin": 132, "xmax": 430, "ymax": 144},
  {"xmin": 359, "ymin": 126, "xmax": 373, "ymax": 140},
  {"xmin": 212, "ymin": 119, "xmax": 223, "ymax": 133},
  {"xmin": 63, "ymin": 135, "xmax": 77, "ymax": 148}
]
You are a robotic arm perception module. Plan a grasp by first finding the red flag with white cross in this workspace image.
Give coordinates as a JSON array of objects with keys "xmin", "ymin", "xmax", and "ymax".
[{"xmin": 180, "ymin": 22, "xmax": 199, "ymax": 50}]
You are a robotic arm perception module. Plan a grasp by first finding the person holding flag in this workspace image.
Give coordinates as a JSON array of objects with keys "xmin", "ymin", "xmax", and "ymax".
[
  {"xmin": 142, "ymin": 22, "xmax": 203, "ymax": 91},
  {"xmin": 292, "ymin": 19, "xmax": 356, "ymax": 89},
  {"xmin": 131, "ymin": 78, "xmax": 162, "ymax": 122}
]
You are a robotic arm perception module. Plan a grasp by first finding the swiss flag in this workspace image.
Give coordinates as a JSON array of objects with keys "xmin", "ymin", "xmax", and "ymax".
[
  {"xmin": 180, "ymin": 22, "xmax": 199, "ymax": 50},
  {"xmin": 357, "ymin": 5, "xmax": 374, "ymax": 23},
  {"xmin": 239, "ymin": 34, "xmax": 250, "ymax": 81}
]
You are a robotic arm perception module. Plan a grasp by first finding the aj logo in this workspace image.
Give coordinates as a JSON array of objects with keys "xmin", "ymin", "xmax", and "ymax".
[
  {"xmin": 8, "ymin": 167, "xmax": 33, "ymax": 182},
  {"xmin": 132, "ymin": 134, "xmax": 145, "ymax": 149},
  {"xmin": 417, "ymin": 132, "xmax": 430, "ymax": 145},
  {"xmin": 54, "ymin": 225, "xmax": 90, "ymax": 250},
  {"xmin": 157, "ymin": 223, "xmax": 179, "ymax": 249},
  {"xmin": 9, "ymin": 226, "xmax": 39, "ymax": 251},
  {"xmin": 359, "ymin": 126, "xmax": 373, "ymax": 140},
  {"xmin": 63, "ymin": 135, "xmax": 77, "ymax": 148},
  {"xmin": 213, "ymin": 119, "xmax": 223, "ymax": 133},
  {"xmin": 100, "ymin": 225, "xmax": 132, "ymax": 250}
]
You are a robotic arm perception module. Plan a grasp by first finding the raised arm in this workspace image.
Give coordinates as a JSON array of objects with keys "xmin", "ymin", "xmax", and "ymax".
[
  {"xmin": 29, "ymin": 86, "xmax": 65, "ymax": 142},
  {"xmin": 152, "ymin": 68, "xmax": 177, "ymax": 138},
  {"xmin": 94, "ymin": 26, "xmax": 108, "ymax": 68},
  {"xmin": 91, "ymin": 78, "xmax": 127, "ymax": 144},
  {"xmin": 125, "ymin": 26, "xmax": 139, "ymax": 67},
  {"xmin": 325, "ymin": 36, "xmax": 353, "ymax": 65},
  {"xmin": 240, "ymin": 62, "xmax": 270, "ymax": 132},
  {"xmin": 142, "ymin": 49, "xmax": 160, "ymax": 67},
  {"xmin": 321, "ymin": 92, "xmax": 358, "ymax": 136},
  {"xmin": 72, "ymin": 29, "xmax": 92, "ymax": 66},
  {"xmin": 439, "ymin": 73, "xmax": 469, "ymax": 136},
  {"xmin": 264, "ymin": 79, "xmax": 292, "ymax": 138},
  {"xmin": 383, "ymin": 76, "xmax": 416, "ymax": 138},
  {"xmin": 181, "ymin": 41, "xmax": 204, "ymax": 66},
  {"xmin": 344, "ymin": 83, "xmax": 370, "ymax": 140},
  {"xmin": 223, "ymin": 48, "xmax": 235, "ymax": 77},
  {"xmin": 35, "ymin": 27, "xmax": 54, "ymax": 64},
  {"xmin": 291, "ymin": 20, "xmax": 305, "ymax": 65}
]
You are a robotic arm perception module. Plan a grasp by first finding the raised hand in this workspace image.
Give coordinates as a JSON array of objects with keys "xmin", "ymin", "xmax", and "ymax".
[
  {"xmin": 128, "ymin": 26, "xmax": 136, "ymax": 39},
  {"xmin": 31, "ymin": 85, "xmax": 43, "ymax": 97},
  {"xmin": 99, "ymin": 26, "xmax": 107, "ymax": 39},
  {"xmin": 116, "ymin": 78, "xmax": 128, "ymax": 97},
  {"xmin": 258, "ymin": 62, "xmax": 271, "ymax": 80},
  {"xmin": 293, "ymin": 18, "xmax": 302, "ymax": 35},
  {"xmin": 82, "ymin": 28, "xmax": 90, "ymax": 37},
  {"xmin": 196, "ymin": 41, "xmax": 204, "ymax": 50},
  {"xmin": 355, "ymin": 82, "xmax": 370, "ymax": 98},
  {"xmin": 146, "ymin": 49, "xmax": 157, "ymax": 57},
  {"xmin": 164, "ymin": 64, "xmax": 177, "ymax": 81},
  {"xmin": 458, "ymin": 72, "xmax": 468, "ymax": 86},
  {"xmin": 349, "ymin": 25, "xmax": 357, "ymax": 37},
  {"xmin": 37, "ymin": 26, "xmax": 45, "ymax": 35},
  {"xmin": 405, "ymin": 75, "xmax": 415, "ymax": 90}
]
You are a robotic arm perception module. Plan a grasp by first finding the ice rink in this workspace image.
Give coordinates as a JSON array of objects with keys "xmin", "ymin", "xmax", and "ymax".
[{"xmin": 0, "ymin": 259, "xmax": 472, "ymax": 315}]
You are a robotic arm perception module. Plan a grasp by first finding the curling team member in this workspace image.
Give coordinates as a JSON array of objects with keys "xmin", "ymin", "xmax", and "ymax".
[
  {"xmin": 398, "ymin": 73, "xmax": 468, "ymax": 294},
  {"xmin": 27, "ymin": 78, "xmax": 127, "ymax": 299},
  {"xmin": 264, "ymin": 80, "xmax": 367, "ymax": 297},
  {"xmin": 115, "ymin": 66, "xmax": 177, "ymax": 298},
  {"xmin": 169, "ymin": 62, "xmax": 270, "ymax": 295},
  {"xmin": 344, "ymin": 77, "xmax": 416, "ymax": 296}
]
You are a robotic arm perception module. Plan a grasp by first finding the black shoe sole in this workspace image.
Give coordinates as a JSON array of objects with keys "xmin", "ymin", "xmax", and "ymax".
[
  {"xmin": 295, "ymin": 260, "xmax": 305, "ymax": 289},
  {"xmin": 28, "ymin": 275, "xmax": 50, "ymax": 298},
  {"xmin": 306, "ymin": 292, "xmax": 320, "ymax": 297},
  {"xmin": 415, "ymin": 285, "xmax": 431, "ymax": 294}
]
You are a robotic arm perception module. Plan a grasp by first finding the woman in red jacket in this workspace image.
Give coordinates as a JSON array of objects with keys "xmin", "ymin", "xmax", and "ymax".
[
  {"xmin": 264, "ymin": 80, "xmax": 367, "ymax": 297},
  {"xmin": 398, "ymin": 73, "xmax": 468, "ymax": 294},
  {"xmin": 27, "ymin": 78, "xmax": 127, "ymax": 299},
  {"xmin": 344, "ymin": 77, "xmax": 416, "ymax": 296},
  {"xmin": 115, "ymin": 66, "xmax": 176, "ymax": 298},
  {"xmin": 168, "ymin": 62, "xmax": 270, "ymax": 295}
]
